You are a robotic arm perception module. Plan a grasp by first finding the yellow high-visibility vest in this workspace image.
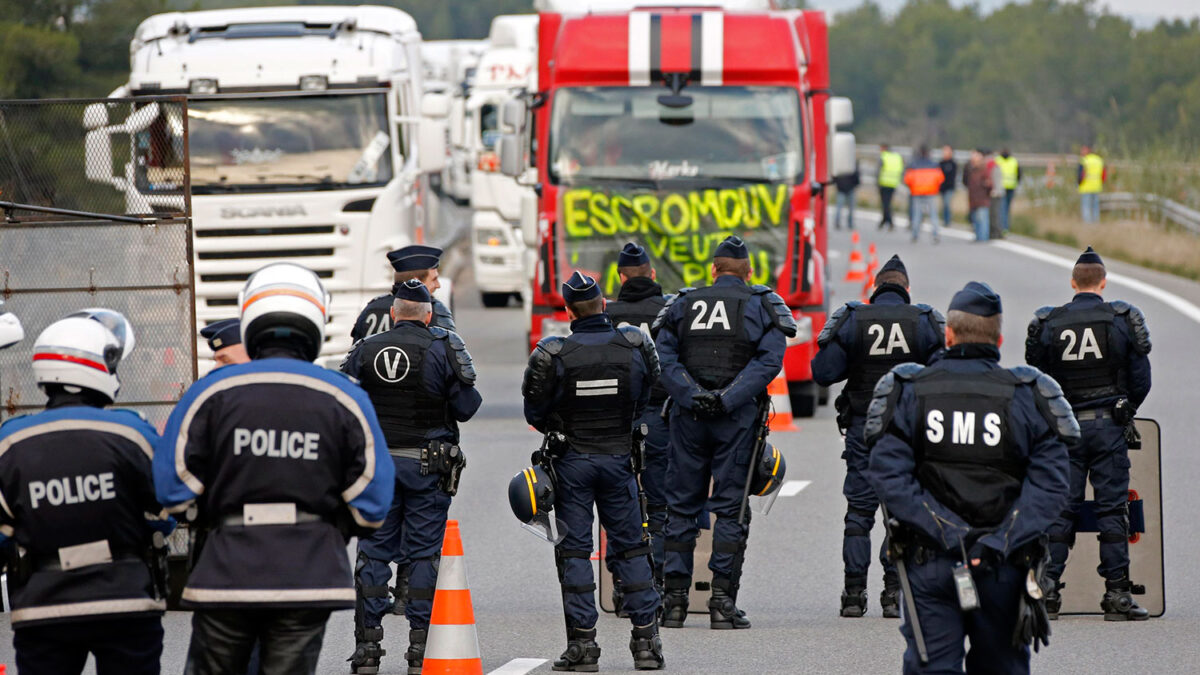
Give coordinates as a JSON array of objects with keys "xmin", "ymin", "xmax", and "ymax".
[
  {"xmin": 997, "ymin": 155, "xmax": 1019, "ymax": 190},
  {"xmin": 1079, "ymin": 153, "xmax": 1104, "ymax": 194},
  {"xmin": 878, "ymin": 151, "xmax": 903, "ymax": 189}
]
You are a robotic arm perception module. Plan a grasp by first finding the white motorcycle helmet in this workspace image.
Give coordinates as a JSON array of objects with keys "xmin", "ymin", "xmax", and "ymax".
[
  {"xmin": 238, "ymin": 262, "xmax": 329, "ymax": 362},
  {"xmin": 0, "ymin": 302, "xmax": 23, "ymax": 350},
  {"xmin": 32, "ymin": 309, "xmax": 135, "ymax": 402}
]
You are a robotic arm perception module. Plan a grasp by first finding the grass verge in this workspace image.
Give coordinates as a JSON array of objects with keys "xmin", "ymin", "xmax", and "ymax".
[{"xmin": 1010, "ymin": 211, "xmax": 1200, "ymax": 280}]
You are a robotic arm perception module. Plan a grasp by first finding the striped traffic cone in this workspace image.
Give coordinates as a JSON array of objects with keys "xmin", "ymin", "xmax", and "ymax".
[
  {"xmin": 844, "ymin": 231, "xmax": 868, "ymax": 282},
  {"xmin": 767, "ymin": 372, "xmax": 798, "ymax": 432},
  {"xmin": 861, "ymin": 242, "xmax": 879, "ymax": 302},
  {"xmin": 423, "ymin": 520, "xmax": 483, "ymax": 675}
]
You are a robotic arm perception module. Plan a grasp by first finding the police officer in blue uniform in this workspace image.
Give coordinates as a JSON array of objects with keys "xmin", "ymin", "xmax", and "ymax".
[
  {"xmin": 1026, "ymin": 247, "xmax": 1152, "ymax": 620},
  {"xmin": 201, "ymin": 318, "xmax": 249, "ymax": 368},
  {"xmin": 352, "ymin": 245, "xmax": 456, "ymax": 340},
  {"xmin": 0, "ymin": 309, "xmax": 173, "ymax": 675},
  {"xmin": 154, "ymin": 262, "xmax": 394, "ymax": 675},
  {"xmin": 653, "ymin": 235, "xmax": 796, "ymax": 630},
  {"xmin": 866, "ymin": 282, "xmax": 1074, "ymax": 674},
  {"xmin": 605, "ymin": 242, "xmax": 672, "ymax": 605},
  {"xmin": 812, "ymin": 255, "xmax": 945, "ymax": 618},
  {"xmin": 342, "ymin": 279, "xmax": 481, "ymax": 674},
  {"xmin": 522, "ymin": 271, "xmax": 665, "ymax": 671}
]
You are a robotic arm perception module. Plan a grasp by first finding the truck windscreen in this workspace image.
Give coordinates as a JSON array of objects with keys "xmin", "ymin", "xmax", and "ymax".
[{"xmin": 138, "ymin": 93, "xmax": 394, "ymax": 194}]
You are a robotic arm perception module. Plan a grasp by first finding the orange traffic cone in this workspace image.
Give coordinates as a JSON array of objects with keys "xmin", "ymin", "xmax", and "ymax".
[
  {"xmin": 767, "ymin": 372, "xmax": 798, "ymax": 432},
  {"xmin": 423, "ymin": 520, "xmax": 483, "ymax": 675},
  {"xmin": 861, "ymin": 243, "xmax": 879, "ymax": 302},
  {"xmin": 844, "ymin": 231, "xmax": 868, "ymax": 282}
]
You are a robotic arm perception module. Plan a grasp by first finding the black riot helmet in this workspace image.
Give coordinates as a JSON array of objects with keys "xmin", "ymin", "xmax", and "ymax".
[
  {"xmin": 508, "ymin": 466, "xmax": 568, "ymax": 543},
  {"xmin": 750, "ymin": 443, "xmax": 787, "ymax": 497}
]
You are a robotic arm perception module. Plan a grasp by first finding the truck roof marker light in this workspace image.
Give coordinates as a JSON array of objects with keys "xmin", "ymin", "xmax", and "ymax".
[
  {"xmin": 299, "ymin": 75, "xmax": 328, "ymax": 91},
  {"xmin": 190, "ymin": 79, "xmax": 218, "ymax": 95}
]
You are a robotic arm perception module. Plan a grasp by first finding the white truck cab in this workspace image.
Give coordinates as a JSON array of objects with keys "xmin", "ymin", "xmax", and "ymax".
[
  {"xmin": 422, "ymin": 40, "xmax": 488, "ymax": 205},
  {"xmin": 86, "ymin": 5, "xmax": 449, "ymax": 369}
]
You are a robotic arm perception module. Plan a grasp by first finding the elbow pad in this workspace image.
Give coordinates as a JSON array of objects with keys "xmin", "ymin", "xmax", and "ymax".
[
  {"xmin": 1111, "ymin": 301, "xmax": 1151, "ymax": 355},
  {"xmin": 755, "ymin": 286, "xmax": 798, "ymax": 338},
  {"xmin": 863, "ymin": 363, "xmax": 923, "ymax": 447},
  {"xmin": 818, "ymin": 302, "xmax": 858, "ymax": 348},
  {"xmin": 522, "ymin": 337, "xmax": 564, "ymax": 402}
]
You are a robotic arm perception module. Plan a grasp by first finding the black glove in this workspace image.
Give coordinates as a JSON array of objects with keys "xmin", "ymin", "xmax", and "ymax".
[{"xmin": 691, "ymin": 392, "xmax": 726, "ymax": 419}]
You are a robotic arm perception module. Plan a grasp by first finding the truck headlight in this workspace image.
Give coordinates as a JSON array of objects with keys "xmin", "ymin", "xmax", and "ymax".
[
  {"xmin": 541, "ymin": 318, "xmax": 572, "ymax": 338},
  {"xmin": 189, "ymin": 79, "xmax": 218, "ymax": 95},
  {"xmin": 786, "ymin": 315, "xmax": 814, "ymax": 347},
  {"xmin": 475, "ymin": 227, "xmax": 508, "ymax": 247},
  {"xmin": 299, "ymin": 75, "xmax": 328, "ymax": 91}
]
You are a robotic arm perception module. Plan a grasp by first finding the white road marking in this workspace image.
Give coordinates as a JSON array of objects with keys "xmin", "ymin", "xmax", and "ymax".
[
  {"xmin": 780, "ymin": 480, "xmax": 811, "ymax": 496},
  {"xmin": 488, "ymin": 658, "xmax": 548, "ymax": 675}
]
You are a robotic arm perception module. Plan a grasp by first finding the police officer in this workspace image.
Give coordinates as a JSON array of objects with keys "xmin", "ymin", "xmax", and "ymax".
[
  {"xmin": 0, "ymin": 309, "xmax": 173, "ymax": 674},
  {"xmin": 343, "ymin": 279, "xmax": 481, "ymax": 674},
  {"xmin": 1026, "ymin": 246, "xmax": 1152, "ymax": 620},
  {"xmin": 201, "ymin": 318, "xmax": 249, "ymax": 367},
  {"xmin": 654, "ymin": 235, "xmax": 796, "ymax": 630},
  {"xmin": 605, "ymin": 242, "xmax": 671, "ymax": 604},
  {"xmin": 352, "ymin": 245, "xmax": 456, "ymax": 341},
  {"xmin": 812, "ymin": 255, "xmax": 945, "ymax": 618},
  {"xmin": 154, "ymin": 262, "xmax": 395, "ymax": 675},
  {"xmin": 522, "ymin": 271, "xmax": 665, "ymax": 671},
  {"xmin": 866, "ymin": 282, "xmax": 1074, "ymax": 674}
]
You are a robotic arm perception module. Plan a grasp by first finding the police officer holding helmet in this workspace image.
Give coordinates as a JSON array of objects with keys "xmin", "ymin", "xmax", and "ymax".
[
  {"xmin": 352, "ymin": 245, "xmax": 456, "ymax": 341},
  {"xmin": 812, "ymin": 254, "xmax": 945, "ymax": 618},
  {"xmin": 342, "ymin": 279, "xmax": 481, "ymax": 674},
  {"xmin": 866, "ymin": 281, "xmax": 1074, "ymax": 674},
  {"xmin": 201, "ymin": 318, "xmax": 249, "ymax": 368},
  {"xmin": 154, "ymin": 262, "xmax": 395, "ymax": 675},
  {"xmin": 0, "ymin": 308, "xmax": 173, "ymax": 674},
  {"xmin": 522, "ymin": 270, "xmax": 665, "ymax": 671},
  {"xmin": 1026, "ymin": 246, "xmax": 1152, "ymax": 620},
  {"xmin": 605, "ymin": 242, "xmax": 672, "ymax": 602},
  {"xmin": 653, "ymin": 235, "xmax": 796, "ymax": 630}
]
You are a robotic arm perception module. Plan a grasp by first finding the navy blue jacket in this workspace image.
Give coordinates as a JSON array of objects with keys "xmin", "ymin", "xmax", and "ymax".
[
  {"xmin": 655, "ymin": 275, "xmax": 788, "ymax": 412},
  {"xmin": 866, "ymin": 345, "xmax": 1072, "ymax": 557}
]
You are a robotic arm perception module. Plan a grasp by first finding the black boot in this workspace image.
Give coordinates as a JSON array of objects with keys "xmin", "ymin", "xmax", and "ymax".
[
  {"xmin": 709, "ymin": 577, "xmax": 751, "ymax": 629},
  {"xmin": 1102, "ymin": 577, "xmax": 1150, "ymax": 622},
  {"xmin": 402, "ymin": 628, "xmax": 426, "ymax": 675},
  {"xmin": 661, "ymin": 580, "xmax": 690, "ymax": 628},
  {"xmin": 1045, "ymin": 582, "xmax": 1063, "ymax": 620},
  {"xmin": 880, "ymin": 570, "xmax": 901, "ymax": 619},
  {"xmin": 841, "ymin": 575, "xmax": 868, "ymax": 618},
  {"xmin": 630, "ymin": 624, "xmax": 665, "ymax": 670},
  {"xmin": 553, "ymin": 627, "xmax": 601, "ymax": 672},
  {"xmin": 347, "ymin": 627, "xmax": 385, "ymax": 674}
]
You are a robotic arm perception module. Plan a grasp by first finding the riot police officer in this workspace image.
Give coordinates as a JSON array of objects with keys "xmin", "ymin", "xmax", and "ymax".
[
  {"xmin": 522, "ymin": 271, "xmax": 665, "ymax": 671},
  {"xmin": 343, "ymin": 279, "xmax": 481, "ymax": 674},
  {"xmin": 653, "ymin": 235, "xmax": 796, "ymax": 630},
  {"xmin": 866, "ymin": 281, "xmax": 1074, "ymax": 674},
  {"xmin": 1026, "ymin": 247, "xmax": 1152, "ymax": 620},
  {"xmin": 812, "ymin": 255, "xmax": 945, "ymax": 618},
  {"xmin": 605, "ymin": 242, "xmax": 672, "ymax": 604},
  {"xmin": 154, "ymin": 262, "xmax": 395, "ymax": 675},
  {"xmin": 352, "ymin": 245, "xmax": 456, "ymax": 340},
  {"xmin": 201, "ymin": 318, "xmax": 249, "ymax": 368},
  {"xmin": 0, "ymin": 309, "xmax": 172, "ymax": 674}
]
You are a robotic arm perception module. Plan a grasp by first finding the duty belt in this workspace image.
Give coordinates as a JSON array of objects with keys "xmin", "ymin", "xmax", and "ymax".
[
  {"xmin": 219, "ymin": 503, "xmax": 327, "ymax": 527},
  {"xmin": 27, "ymin": 541, "xmax": 146, "ymax": 573},
  {"xmin": 389, "ymin": 447, "xmax": 425, "ymax": 460},
  {"xmin": 1074, "ymin": 408, "xmax": 1113, "ymax": 421}
]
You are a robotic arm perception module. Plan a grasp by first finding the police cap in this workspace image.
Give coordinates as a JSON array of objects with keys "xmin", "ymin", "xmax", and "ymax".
[
  {"xmin": 387, "ymin": 245, "xmax": 443, "ymax": 273},
  {"xmin": 879, "ymin": 254, "xmax": 906, "ymax": 278},
  {"xmin": 393, "ymin": 278, "xmax": 432, "ymax": 303},
  {"xmin": 561, "ymin": 271, "xmax": 601, "ymax": 302},
  {"xmin": 200, "ymin": 318, "xmax": 241, "ymax": 351},
  {"xmin": 949, "ymin": 281, "xmax": 1002, "ymax": 317},
  {"xmin": 1076, "ymin": 246, "xmax": 1104, "ymax": 266},
  {"xmin": 714, "ymin": 235, "xmax": 748, "ymax": 260},
  {"xmin": 618, "ymin": 242, "xmax": 650, "ymax": 267}
]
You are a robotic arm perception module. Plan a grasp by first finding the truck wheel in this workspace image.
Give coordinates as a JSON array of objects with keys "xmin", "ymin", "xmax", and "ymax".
[
  {"xmin": 481, "ymin": 292, "xmax": 510, "ymax": 308},
  {"xmin": 788, "ymin": 381, "xmax": 818, "ymax": 418}
]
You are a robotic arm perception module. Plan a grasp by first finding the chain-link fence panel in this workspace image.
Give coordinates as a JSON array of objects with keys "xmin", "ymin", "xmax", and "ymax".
[{"xmin": 0, "ymin": 97, "xmax": 188, "ymax": 219}]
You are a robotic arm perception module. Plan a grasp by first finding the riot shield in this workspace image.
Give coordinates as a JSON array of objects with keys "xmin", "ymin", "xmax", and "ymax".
[
  {"xmin": 1059, "ymin": 418, "xmax": 1164, "ymax": 616},
  {"xmin": 600, "ymin": 514, "xmax": 715, "ymax": 615}
]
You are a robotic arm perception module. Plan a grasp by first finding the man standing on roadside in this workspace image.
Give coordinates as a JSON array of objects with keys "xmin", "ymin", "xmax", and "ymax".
[
  {"xmin": 878, "ymin": 144, "xmax": 903, "ymax": 231},
  {"xmin": 902, "ymin": 145, "xmax": 945, "ymax": 244},
  {"xmin": 938, "ymin": 146, "xmax": 957, "ymax": 231},
  {"xmin": 1078, "ymin": 146, "xmax": 1106, "ymax": 224}
]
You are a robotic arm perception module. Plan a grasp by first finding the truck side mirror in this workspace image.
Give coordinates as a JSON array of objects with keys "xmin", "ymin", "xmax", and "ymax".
[
  {"xmin": 500, "ymin": 99, "xmax": 527, "ymax": 133},
  {"xmin": 831, "ymin": 132, "xmax": 857, "ymax": 178},
  {"xmin": 124, "ymin": 103, "xmax": 160, "ymax": 134},
  {"xmin": 827, "ymin": 96, "xmax": 854, "ymax": 130},
  {"xmin": 83, "ymin": 103, "xmax": 109, "ymax": 131},
  {"xmin": 498, "ymin": 134, "xmax": 523, "ymax": 177},
  {"xmin": 418, "ymin": 119, "xmax": 448, "ymax": 173},
  {"xmin": 520, "ymin": 191, "xmax": 539, "ymax": 248},
  {"xmin": 421, "ymin": 93, "xmax": 451, "ymax": 119}
]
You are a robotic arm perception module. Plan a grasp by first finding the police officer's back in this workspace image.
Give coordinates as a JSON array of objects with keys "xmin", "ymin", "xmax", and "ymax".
[
  {"xmin": 653, "ymin": 235, "xmax": 796, "ymax": 630},
  {"xmin": 1026, "ymin": 246, "xmax": 1151, "ymax": 620},
  {"xmin": 343, "ymin": 279, "xmax": 481, "ymax": 674},
  {"xmin": 352, "ymin": 245, "xmax": 456, "ymax": 341},
  {"xmin": 812, "ymin": 255, "xmax": 944, "ymax": 618},
  {"xmin": 0, "ymin": 309, "xmax": 172, "ymax": 675},
  {"xmin": 866, "ymin": 282, "xmax": 1074, "ymax": 674},
  {"xmin": 154, "ymin": 263, "xmax": 394, "ymax": 675},
  {"xmin": 522, "ymin": 271, "xmax": 665, "ymax": 672}
]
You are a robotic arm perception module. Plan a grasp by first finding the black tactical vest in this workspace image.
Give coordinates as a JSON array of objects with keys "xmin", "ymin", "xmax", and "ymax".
[
  {"xmin": 607, "ymin": 296, "xmax": 667, "ymax": 404},
  {"xmin": 555, "ymin": 332, "xmax": 636, "ymax": 454},
  {"xmin": 911, "ymin": 368, "xmax": 1026, "ymax": 528},
  {"xmin": 351, "ymin": 294, "xmax": 394, "ymax": 341},
  {"xmin": 846, "ymin": 304, "xmax": 923, "ymax": 414},
  {"xmin": 1044, "ymin": 304, "xmax": 1126, "ymax": 405},
  {"xmin": 356, "ymin": 322, "xmax": 451, "ymax": 447},
  {"xmin": 678, "ymin": 284, "xmax": 756, "ymax": 390}
]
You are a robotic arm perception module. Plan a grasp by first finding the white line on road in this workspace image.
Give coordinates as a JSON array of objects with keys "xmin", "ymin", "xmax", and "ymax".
[
  {"xmin": 488, "ymin": 658, "xmax": 548, "ymax": 675},
  {"xmin": 780, "ymin": 480, "xmax": 811, "ymax": 496}
]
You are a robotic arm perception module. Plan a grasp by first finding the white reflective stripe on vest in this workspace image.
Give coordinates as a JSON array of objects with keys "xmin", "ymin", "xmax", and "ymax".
[
  {"xmin": 181, "ymin": 587, "xmax": 356, "ymax": 603},
  {"xmin": 12, "ymin": 597, "xmax": 165, "ymax": 624}
]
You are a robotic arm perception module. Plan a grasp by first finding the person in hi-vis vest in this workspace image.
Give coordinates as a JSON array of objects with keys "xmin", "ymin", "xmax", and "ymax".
[
  {"xmin": 1078, "ymin": 146, "xmax": 1106, "ymax": 224},
  {"xmin": 878, "ymin": 144, "xmax": 903, "ymax": 231}
]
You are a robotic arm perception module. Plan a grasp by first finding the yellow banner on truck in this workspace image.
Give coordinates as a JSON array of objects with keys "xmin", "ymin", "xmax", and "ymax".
[{"xmin": 558, "ymin": 184, "xmax": 792, "ymax": 295}]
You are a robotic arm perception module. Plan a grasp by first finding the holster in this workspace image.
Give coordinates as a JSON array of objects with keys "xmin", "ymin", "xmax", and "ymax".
[
  {"xmin": 423, "ymin": 441, "xmax": 467, "ymax": 496},
  {"xmin": 834, "ymin": 392, "xmax": 852, "ymax": 435}
]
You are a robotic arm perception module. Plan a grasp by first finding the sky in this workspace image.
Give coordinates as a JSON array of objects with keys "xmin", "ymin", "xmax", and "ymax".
[{"xmin": 811, "ymin": 0, "xmax": 1200, "ymax": 27}]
